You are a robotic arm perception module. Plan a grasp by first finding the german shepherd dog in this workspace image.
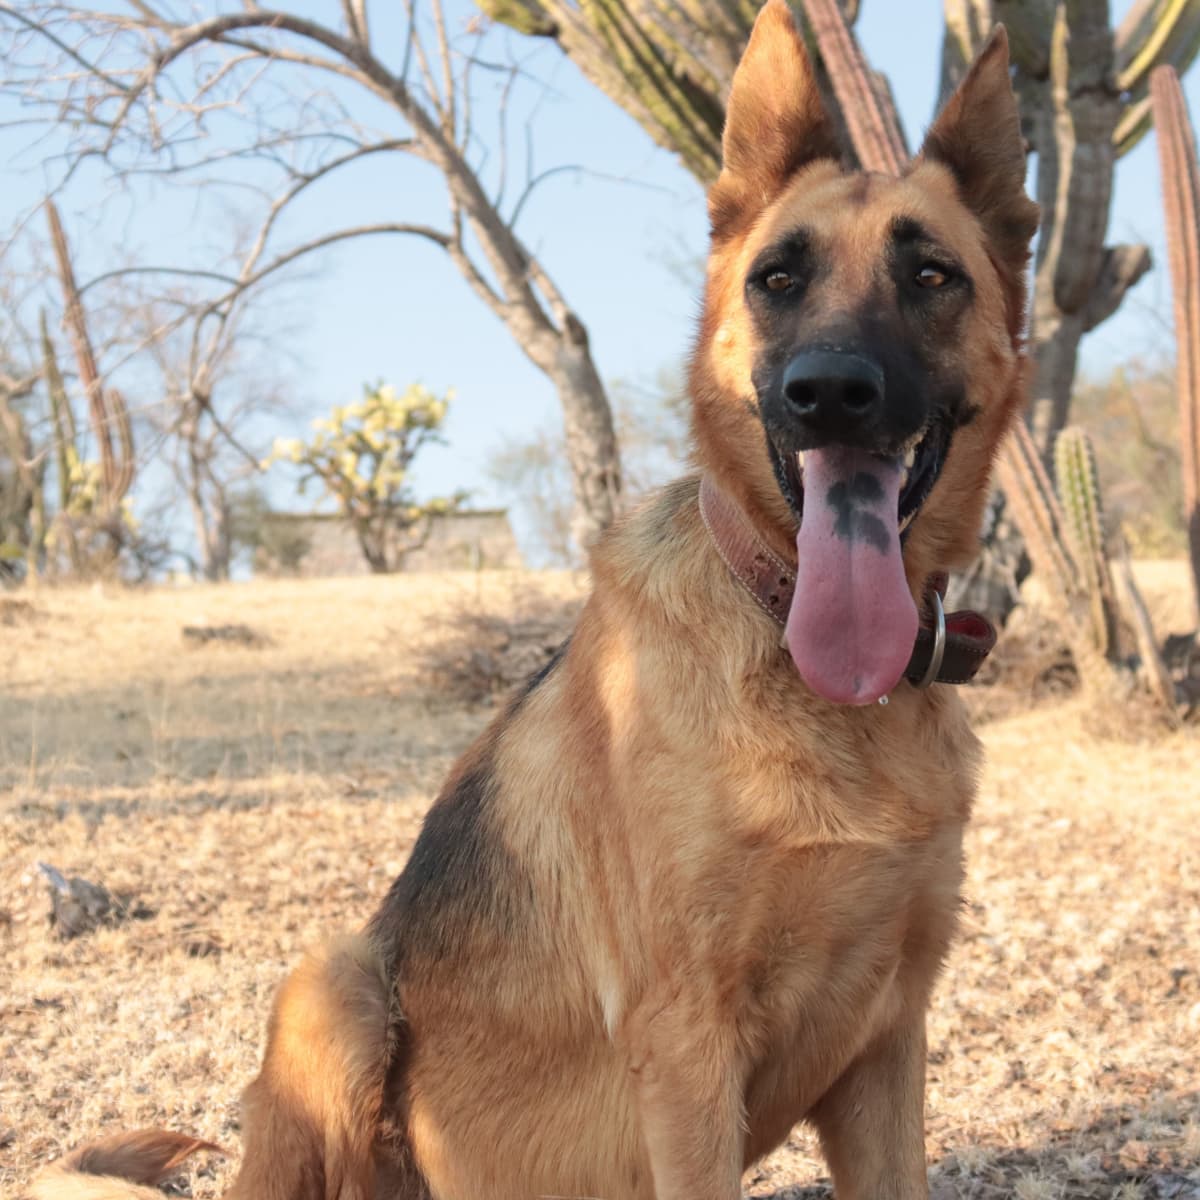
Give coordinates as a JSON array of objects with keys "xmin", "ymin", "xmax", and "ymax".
[{"xmin": 34, "ymin": 5, "xmax": 1038, "ymax": 1198}]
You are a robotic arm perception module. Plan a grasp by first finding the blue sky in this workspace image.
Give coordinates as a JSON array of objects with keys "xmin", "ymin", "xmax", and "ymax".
[{"xmin": 1, "ymin": 0, "xmax": 1191, "ymax": 555}]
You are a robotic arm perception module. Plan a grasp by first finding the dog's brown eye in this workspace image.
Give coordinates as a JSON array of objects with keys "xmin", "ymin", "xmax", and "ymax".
[
  {"xmin": 916, "ymin": 264, "xmax": 949, "ymax": 288},
  {"xmin": 765, "ymin": 270, "xmax": 794, "ymax": 292}
]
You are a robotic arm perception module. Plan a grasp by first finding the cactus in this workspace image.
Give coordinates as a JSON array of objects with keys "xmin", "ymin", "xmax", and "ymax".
[
  {"xmin": 937, "ymin": 0, "xmax": 1199, "ymax": 454},
  {"xmin": 1150, "ymin": 64, "xmax": 1200, "ymax": 628},
  {"xmin": 1054, "ymin": 426, "xmax": 1120, "ymax": 659},
  {"xmin": 1113, "ymin": 0, "xmax": 1200, "ymax": 156},
  {"xmin": 472, "ymin": 1, "xmax": 866, "ymax": 187},
  {"xmin": 994, "ymin": 420, "xmax": 1181, "ymax": 711},
  {"xmin": 0, "ymin": 384, "xmax": 47, "ymax": 577},
  {"xmin": 994, "ymin": 420, "xmax": 1077, "ymax": 610},
  {"xmin": 40, "ymin": 309, "xmax": 77, "ymax": 515},
  {"xmin": 992, "ymin": 422, "xmax": 1118, "ymax": 695},
  {"xmin": 43, "ymin": 205, "xmax": 136, "ymax": 570},
  {"xmin": 106, "ymin": 387, "xmax": 135, "ymax": 508},
  {"xmin": 960, "ymin": 0, "xmax": 1200, "ymax": 159},
  {"xmin": 803, "ymin": 0, "xmax": 907, "ymax": 172},
  {"xmin": 45, "ymin": 199, "xmax": 135, "ymax": 519}
]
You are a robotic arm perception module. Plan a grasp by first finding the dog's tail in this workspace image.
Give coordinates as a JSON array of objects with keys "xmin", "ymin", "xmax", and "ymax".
[
  {"xmin": 27, "ymin": 1130, "xmax": 221, "ymax": 1199},
  {"xmin": 29, "ymin": 934, "xmax": 397, "ymax": 1200}
]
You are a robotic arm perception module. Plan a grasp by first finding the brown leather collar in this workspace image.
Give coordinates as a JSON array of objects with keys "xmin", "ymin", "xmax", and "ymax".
[{"xmin": 697, "ymin": 476, "xmax": 996, "ymax": 690}]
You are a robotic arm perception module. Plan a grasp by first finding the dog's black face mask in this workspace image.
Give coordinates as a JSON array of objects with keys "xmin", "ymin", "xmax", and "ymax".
[
  {"xmin": 694, "ymin": 0, "xmax": 1036, "ymax": 706},
  {"xmin": 737, "ymin": 213, "xmax": 981, "ymax": 704},
  {"xmin": 745, "ymin": 216, "xmax": 977, "ymax": 537}
]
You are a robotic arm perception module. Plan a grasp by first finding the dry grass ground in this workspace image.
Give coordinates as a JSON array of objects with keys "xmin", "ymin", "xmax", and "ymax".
[{"xmin": 1, "ymin": 567, "xmax": 1197, "ymax": 1199}]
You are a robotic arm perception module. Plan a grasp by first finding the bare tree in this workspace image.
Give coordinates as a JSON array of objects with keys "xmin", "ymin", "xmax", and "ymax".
[
  {"xmin": 489, "ymin": 370, "xmax": 689, "ymax": 565},
  {"xmin": 0, "ymin": 202, "xmax": 289, "ymax": 580},
  {"xmin": 0, "ymin": 0, "xmax": 622, "ymax": 549},
  {"xmin": 132, "ymin": 287, "xmax": 285, "ymax": 582}
]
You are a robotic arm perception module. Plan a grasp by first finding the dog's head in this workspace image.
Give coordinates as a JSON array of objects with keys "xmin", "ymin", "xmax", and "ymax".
[{"xmin": 689, "ymin": 0, "xmax": 1038, "ymax": 703}]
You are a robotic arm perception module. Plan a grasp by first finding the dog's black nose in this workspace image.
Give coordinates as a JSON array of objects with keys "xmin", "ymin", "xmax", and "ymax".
[{"xmin": 782, "ymin": 351, "xmax": 884, "ymax": 435}]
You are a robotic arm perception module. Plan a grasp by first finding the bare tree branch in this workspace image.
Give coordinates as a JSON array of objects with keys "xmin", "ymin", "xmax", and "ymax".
[
  {"xmin": 0, "ymin": 2, "xmax": 130, "ymax": 93},
  {"xmin": 3, "ymin": 0, "xmax": 624, "ymax": 544},
  {"xmin": 80, "ymin": 265, "xmax": 243, "ymax": 296},
  {"xmin": 341, "ymin": 0, "xmax": 368, "ymax": 46}
]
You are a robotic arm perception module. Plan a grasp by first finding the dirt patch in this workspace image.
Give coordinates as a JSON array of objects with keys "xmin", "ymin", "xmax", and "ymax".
[
  {"xmin": 1, "ymin": 569, "xmax": 1197, "ymax": 1198},
  {"xmin": 0, "ymin": 597, "xmax": 44, "ymax": 625},
  {"xmin": 181, "ymin": 623, "xmax": 269, "ymax": 649}
]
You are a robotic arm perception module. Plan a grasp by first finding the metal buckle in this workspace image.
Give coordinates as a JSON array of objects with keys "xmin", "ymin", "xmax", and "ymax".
[{"xmin": 914, "ymin": 589, "xmax": 946, "ymax": 689}]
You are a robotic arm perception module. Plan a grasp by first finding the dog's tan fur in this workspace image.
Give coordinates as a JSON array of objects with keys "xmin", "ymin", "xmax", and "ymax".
[{"xmin": 33, "ymin": 5, "xmax": 1038, "ymax": 1198}]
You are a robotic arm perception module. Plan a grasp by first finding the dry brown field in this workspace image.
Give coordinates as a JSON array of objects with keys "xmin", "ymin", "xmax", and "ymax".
[{"xmin": 1, "ymin": 566, "xmax": 1197, "ymax": 1199}]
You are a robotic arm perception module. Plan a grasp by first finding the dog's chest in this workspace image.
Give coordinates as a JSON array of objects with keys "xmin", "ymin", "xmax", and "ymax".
[
  {"xmin": 745, "ymin": 821, "xmax": 962, "ymax": 1014},
  {"xmin": 729, "ymin": 768, "xmax": 967, "ymax": 1142}
]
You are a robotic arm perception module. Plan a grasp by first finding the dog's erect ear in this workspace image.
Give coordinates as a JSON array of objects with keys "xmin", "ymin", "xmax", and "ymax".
[
  {"xmin": 918, "ymin": 26, "xmax": 1038, "ymax": 280},
  {"xmin": 708, "ymin": 0, "xmax": 839, "ymax": 239}
]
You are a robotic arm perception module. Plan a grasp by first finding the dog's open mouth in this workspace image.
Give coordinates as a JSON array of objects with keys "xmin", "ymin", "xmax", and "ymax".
[
  {"xmin": 778, "ymin": 421, "xmax": 950, "ymax": 536},
  {"xmin": 772, "ymin": 421, "xmax": 952, "ymax": 706}
]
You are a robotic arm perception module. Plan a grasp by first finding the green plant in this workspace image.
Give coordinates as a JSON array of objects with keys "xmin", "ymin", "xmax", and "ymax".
[
  {"xmin": 1054, "ymin": 426, "xmax": 1120, "ymax": 660},
  {"xmin": 994, "ymin": 422, "xmax": 1114, "ymax": 695},
  {"xmin": 267, "ymin": 383, "xmax": 465, "ymax": 574}
]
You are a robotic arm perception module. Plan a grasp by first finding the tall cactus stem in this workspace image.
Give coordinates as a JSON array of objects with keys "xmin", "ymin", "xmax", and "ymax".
[
  {"xmin": 802, "ymin": 0, "xmax": 908, "ymax": 173},
  {"xmin": 45, "ymin": 199, "xmax": 116, "ymax": 499},
  {"xmin": 39, "ymin": 308, "xmax": 77, "ymax": 515},
  {"xmin": 1150, "ymin": 65, "xmax": 1200, "ymax": 626},
  {"xmin": 996, "ymin": 421, "xmax": 1076, "ymax": 602},
  {"xmin": 1054, "ymin": 425, "xmax": 1119, "ymax": 658},
  {"xmin": 107, "ymin": 388, "xmax": 135, "ymax": 504},
  {"xmin": 994, "ymin": 422, "xmax": 1114, "ymax": 695},
  {"xmin": 1114, "ymin": 0, "xmax": 1200, "ymax": 155}
]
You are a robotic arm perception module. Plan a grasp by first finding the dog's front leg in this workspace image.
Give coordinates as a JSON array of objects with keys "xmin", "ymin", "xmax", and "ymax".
[
  {"xmin": 809, "ymin": 1018, "xmax": 929, "ymax": 1200},
  {"xmin": 627, "ymin": 997, "xmax": 744, "ymax": 1200}
]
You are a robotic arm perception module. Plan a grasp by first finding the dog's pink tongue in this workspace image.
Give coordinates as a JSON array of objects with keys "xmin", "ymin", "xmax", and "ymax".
[{"xmin": 786, "ymin": 447, "xmax": 917, "ymax": 705}]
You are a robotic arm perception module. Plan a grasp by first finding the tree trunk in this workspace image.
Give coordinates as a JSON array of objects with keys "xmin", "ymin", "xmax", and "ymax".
[
  {"xmin": 184, "ymin": 413, "xmax": 232, "ymax": 583},
  {"xmin": 355, "ymin": 519, "xmax": 390, "ymax": 574},
  {"xmin": 206, "ymin": 489, "xmax": 232, "ymax": 582},
  {"xmin": 186, "ymin": 481, "xmax": 224, "ymax": 582},
  {"xmin": 545, "ymin": 319, "xmax": 622, "ymax": 549}
]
